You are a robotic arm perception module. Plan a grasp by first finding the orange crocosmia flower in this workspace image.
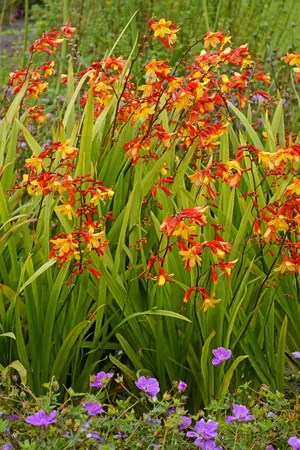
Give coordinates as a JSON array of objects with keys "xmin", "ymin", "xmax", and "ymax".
[
  {"xmin": 179, "ymin": 245, "xmax": 202, "ymax": 270},
  {"xmin": 257, "ymin": 150, "xmax": 276, "ymax": 169},
  {"xmin": 61, "ymin": 74, "xmax": 68, "ymax": 83},
  {"xmin": 160, "ymin": 216, "xmax": 180, "ymax": 236},
  {"xmin": 275, "ymin": 148, "xmax": 298, "ymax": 166},
  {"xmin": 274, "ymin": 253, "xmax": 297, "ymax": 275},
  {"xmin": 40, "ymin": 61, "xmax": 55, "ymax": 78},
  {"xmin": 27, "ymin": 82, "xmax": 48, "ymax": 99},
  {"xmin": 223, "ymin": 160, "xmax": 243, "ymax": 187},
  {"xmin": 281, "ymin": 52, "xmax": 300, "ymax": 66},
  {"xmin": 218, "ymin": 259, "xmax": 238, "ymax": 278},
  {"xmin": 55, "ymin": 202, "xmax": 76, "ymax": 221},
  {"xmin": 25, "ymin": 154, "xmax": 45, "ymax": 174},
  {"xmin": 90, "ymin": 188, "xmax": 114, "ymax": 205},
  {"xmin": 133, "ymin": 103, "xmax": 155, "ymax": 121},
  {"xmin": 94, "ymin": 81, "xmax": 112, "ymax": 93},
  {"xmin": 263, "ymin": 227, "xmax": 279, "ymax": 243},
  {"xmin": 138, "ymin": 83, "xmax": 156, "ymax": 97},
  {"xmin": 204, "ymin": 233, "xmax": 231, "ymax": 259},
  {"xmin": 27, "ymin": 179, "xmax": 44, "ymax": 196},
  {"xmin": 241, "ymin": 56, "xmax": 254, "ymax": 70},
  {"xmin": 145, "ymin": 60, "xmax": 171, "ymax": 80},
  {"xmin": 149, "ymin": 18, "xmax": 179, "ymax": 49},
  {"xmin": 183, "ymin": 286, "xmax": 197, "ymax": 303},
  {"xmin": 61, "ymin": 21, "xmax": 76, "ymax": 37},
  {"xmin": 173, "ymin": 91, "xmax": 194, "ymax": 112},
  {"xmin": 189, "ymin": 170, "xmax": 215, "ymax": 186},
  {"xmin": 30, "ymin": 30, "xmax": 64, "ymax": 54},
  {"xmin": 49, "ymin": 179, "xmax": 67, "ymax": 194},
  {"xmin": 50, "ymin": 234, "xmax": 80, "ymax": 263},
  {"xmin": 180, "ymin": 206, "xmax": 208, "ymax": 227},
  {"xmin": 167, "ymin": 76, "xmax": 183, "ymax": 93},
  {"xmin": 285, "ymin": 178, "xmax": 300, "ymax": 196},
  {"xmin": 172, "ymin": 221, "xmax": 196, "ymax": 240},
  {"xmin": 151, "ymin": 264, "xmax": 174, "ymax": 286},
  {"xmin": 268, "ymin": 215, "xmax": 289, "ymax": 231},
  {"xmin": 56, "ymin": 139, "xmax": 79, "ymax": 160},
  {"xmin": 27, "ymin": 106, "xmax": 47, "ymax": 126},
  {"xmin": 84, "ymin": 231, "xmax": 106, "ymax": 251},
  {"xmin": 150, "ymin": 18, "xmax": 173, "ymax": 38},
  {"xmin": 200, "ymin": 294, "xmax": 221, "ymax": 312},
  {"xmin": 255, "ymin": 73, "xmax": 271, "ymax": 84},
  {"xmin": 204, "ymin": 30, "xmax": 231, "ymax": 49}
]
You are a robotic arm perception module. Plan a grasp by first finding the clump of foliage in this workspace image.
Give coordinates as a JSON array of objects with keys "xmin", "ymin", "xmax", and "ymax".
[{"xmin": 0, "ymin": 373, "xmax": 300, "ymax": 449}]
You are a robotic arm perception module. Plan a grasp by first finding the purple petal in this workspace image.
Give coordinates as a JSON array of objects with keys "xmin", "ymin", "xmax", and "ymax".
[
  {"xmin": 212, "ymin": 357, "xmax": 221, "ymax": 366},
  {"xmin": 186, "ymin": 431, "xmax": 199, "ymax": 438}
]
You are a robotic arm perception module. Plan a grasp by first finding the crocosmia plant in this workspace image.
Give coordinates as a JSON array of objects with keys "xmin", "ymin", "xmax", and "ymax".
[{"xmin": 0, "ymin": 12, "xmax": 299, "ymax": 415}]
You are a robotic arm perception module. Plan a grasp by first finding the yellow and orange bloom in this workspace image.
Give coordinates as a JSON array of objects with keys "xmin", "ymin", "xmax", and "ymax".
[
  {"xmin": 200, "ymin": 294, "xmax": 221, "ymax": 312},
  {"xmin": 61, "ymin": 21, "xmax": 76, "ymax": 37},
  {"xmin": 285, "ymin": 178, "xmax": 300, "ymax": 196},
  {"xmin": 172, "ymin": 221, "xmax": 196, "ymax": 240},
  {"xmin": 268, "ymin": 215, "xmax": 289, "ymax": 232},
  {"xmin": 90, "ymin": 188, "xmax": 114, "ymax": 205},
  {"xmin": 179, "ymin": 245, "xmax": 203, "ymax": 270},
  {"xmin": 25, "ymin": 154, "xmax": 46, "ymax": 174},
  {"xmin": 55, "ymin": 139, "xmax": 79, "ymax": 160},
  {"xmin": 55, "ymin": 202, "xmax": 76, "ymax": 221}
]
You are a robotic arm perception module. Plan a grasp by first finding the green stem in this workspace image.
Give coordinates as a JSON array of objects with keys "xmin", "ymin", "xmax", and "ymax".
[{"xmin": 22, "ymin": 0, "xmax": 29, "ymax": 66}]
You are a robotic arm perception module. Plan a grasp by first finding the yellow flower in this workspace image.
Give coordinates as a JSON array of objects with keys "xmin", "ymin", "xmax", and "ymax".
[
  {"xmin": 134, "ymin": 103, "xmax": 155, "ymax": 121},
  {"xmin": 179, "ymin": 246, "xmax": 202, "ymax": 268},
  {"xmin": 151, "ymin": 19, "xmax": 172, "ymax": 38},
  {"xmin": 90, "ymin": 189, "xmax": 114, "ymax": 206},
  {"xmin": 268, "ymin": 215, "xmax": 288, "ymax": 232},
  {"xmin": 274, "ymin": 260, "xmax": 296, "ymax": 274},
  {"xmin": 25, "ymin": 154, "xmax": 45, "ymax": 174},
  {"xmin": 173, "ymin": 221, "xmax": 196, "ymax": 240},
  {"xmin": 55, "ymin": 202, "xmax": 76, "ymax": 221},
  {"xmin": 56, "ymin": 139, "xmax": 78, "ymax": 160},
  {"xmin": 50, "ymin": 234, "xmax": 79, "ymax": 254},
  {"xmin": 257, "ymin": 151, "xmax": 275, "ymax": 169},
  {"xmin": 86, "ymin": 231, "xmax": 106, "ymax": 250},
  {"xmin": 200, "ymin": 295, "xmax": 221, "ymax": 312},
  {"xmin": 27, "ymin": 179, "xmax": 43, "ymax": 196},
  {"xmin": 173, "ymin": 91, "xmax": 194, "ymax": 112},
  {"xmin": 286, "ymin": 178, "xmax": 300, "ymax": 196}
]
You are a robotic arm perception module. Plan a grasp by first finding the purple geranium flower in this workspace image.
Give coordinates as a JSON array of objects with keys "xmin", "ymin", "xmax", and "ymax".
[
  {"xmin": 178, "ymin": 380, "xmax": 187, "ymax": 392},
  {"xmin": 292, "ymin": 352, "xmax": 300, "ymax": 359},
  {"xmin": 252, "ymin": 94, "xmax": 265, "ymax": 104},
  {"xmin": 143, "ymin": 414, "xmax": 161, "ymax": 425},
  {"xmin": 186, "ymin": 418, "xmax": 219, "ymax": 447},
  {"xmin": 2, "ymin": 444, "xmax": 13, "ymax": 450},
  {"xmin": 179, "ymin": 415, "xmax": 192, "ymax": 429},
  {"xmin": 289, "ymin": 437, "xmax": 300, "ymax": 450},
  {"xmin": 226, "ymin": 404, "xmax": 255, "ymax": 423},
  {"xmin": 90, "ymin": 371, "xmax": 113, "ymax": 388},
  {"xmin": 267, "ymin": 446, "xmax": 275, "ymax": 450},
  {"xmin": 6, "ymin": 414, "xmax": 19, "ymax": 421},
  {"xmin": 116, "ymin": 431, "xmax": 128, "ymax": 439},
  {"xmin": 86, "ymin": 431, "xmax": 103, "ymax": 441},
  {"xmin": 135, "ymin": 376, "xmax": 160, "ymax": 397},
  {"xmin": 25, "ymin": 410, "xmax": 57, "ymax": 427},
  {"xmin": 267, "ymin": 411, "xmax": 276, "ymax": 418},
  {"xmin": 197, "ymin": 441, "xmax": 222, "ymax": 450},
  {"xmin": 83, "ymin": 402, "xmax": 104, "ymax": 416},
  {"xmin": 212, "ymin": 347, "xmax": 232, "ymax": 366}
]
